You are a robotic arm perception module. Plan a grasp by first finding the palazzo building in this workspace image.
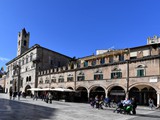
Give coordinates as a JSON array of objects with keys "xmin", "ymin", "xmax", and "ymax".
[
  {"xmin": 38, "ymin": 36, "xmax": 160, "ymax": 106},
  {"xmin": 5, "ymin": 29, "xmax": 160, "ymax": 107},
  {"xmin": 5, "ymin": 28, "xmax": 71, "ymax": 95}
]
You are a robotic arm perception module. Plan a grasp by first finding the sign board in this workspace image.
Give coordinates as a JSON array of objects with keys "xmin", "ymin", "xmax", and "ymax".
[{"xmin": 149, "ymin": 77, "xmax": 158, "ymax": 82}]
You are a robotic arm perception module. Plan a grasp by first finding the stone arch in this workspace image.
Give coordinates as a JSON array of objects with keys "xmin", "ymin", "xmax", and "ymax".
[
  {"xmin": 89, "ymin": 84, "xmax": 106, "ymax": 91},
  {"xmin": 129, "ymin": 82, "xmax": 158, "ymax": 91},
  {"xmin": 129, "ymin": 83, "xmax": 157, "ymax": 106},
  {"xmin": 67, "ymin": 86, "xmax": 74, "ymax": 90},
  {"xmin": 24, "ymin": 85, "xmax": 31, "ymax": 96},
  {"xmin": 89, "ymin": 85, "xmax": 106, "ymax": 99},
  {"xmin": 106, "ymin": 84, "xmax": 126, "ymax": 92},
  {"xmin": 76, "ymin": 86, "xmax": 88, "ymax": 103},
  {"xmin": 76, "ymin": 85, "xmax": 88, "ymax": 91},
  {"xmin": 107, "ymin": 85, "xmax": 126, "ymax": 103}
]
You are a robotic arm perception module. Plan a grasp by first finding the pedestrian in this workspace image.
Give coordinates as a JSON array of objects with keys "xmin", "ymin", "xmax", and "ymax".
[
  {"xmin": 95, "ymin": 95, "xmax": 99, "ymax": 109},
  {"xmin": 48, "ymin": 92, "xmax": 53, "ymax": 104},
  {"xmin": 89, "ymin": 97, "xmax": 95, "ymax": 108},
  {"xmin": 9, "ymin": 90, "xmax": 13, "ymax": 100},
  {"xmin": 33, "ymin": 92, "xmax": 38, "ymax": 101},
  {"xmin": 13, "ymin": 91, "xmax": 17, "ymax": 100},
  {"xmin": 18, "ymin": 91, "xmax": 22, "ymax": 100},
  {"xmin": 148, "ymin": 98, "xmax": 155, "ymax": 110},
  {"xmin": 99, "ymin": 95, "xmax": 104, "ymax": 109},
  {"xmin": 131, "ymin": 97, "xmax": 137, "ymax": 115}
]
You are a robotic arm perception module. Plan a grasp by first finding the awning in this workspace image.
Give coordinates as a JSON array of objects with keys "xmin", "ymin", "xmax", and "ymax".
[
  {"xmin": 27, "ymin": 88, "xmax": 42, "ymax": 91},
  {"xmin": 52, "ymin": 88, "xmax": 74, "ymax": 92},
  {"xmin": 27, "ymin": 87, "xmax": 74, "ymax": 92}
]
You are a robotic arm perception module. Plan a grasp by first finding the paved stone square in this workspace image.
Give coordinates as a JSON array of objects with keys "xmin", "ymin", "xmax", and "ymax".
[{"xmin": 0, "ymin": 93, "xmax": 159, "ymax": 120}]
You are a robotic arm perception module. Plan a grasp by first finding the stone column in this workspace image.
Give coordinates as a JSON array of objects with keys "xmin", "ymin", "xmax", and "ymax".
[
  {"xmin": 105, "ymin": 90, "xmax": 109, "ymax": 98},
  {"xmin": 157, "ymin": 93, "xmax": 160, "ymax": 107},
  {"xmin": 87, "ymin": 90, "xmax": 90, "ymax": 102}
]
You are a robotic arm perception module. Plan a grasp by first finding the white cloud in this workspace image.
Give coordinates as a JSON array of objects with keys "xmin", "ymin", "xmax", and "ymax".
[{"xmin": 0, "ymin": 57, "xmax": 10, "ymax": 62}]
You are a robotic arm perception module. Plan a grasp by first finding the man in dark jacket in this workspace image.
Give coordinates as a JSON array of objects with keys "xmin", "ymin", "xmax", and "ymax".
[{"xmin": 131, "ymin": 97, "xmax": 137, "ymax": 115}]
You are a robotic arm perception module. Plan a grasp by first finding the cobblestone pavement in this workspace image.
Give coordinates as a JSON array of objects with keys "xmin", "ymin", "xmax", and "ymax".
[{"xmin": 0, "ymin": 93, "xmax": 159, "ymax": 120}]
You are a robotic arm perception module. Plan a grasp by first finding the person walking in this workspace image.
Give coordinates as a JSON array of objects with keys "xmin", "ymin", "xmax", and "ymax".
[
  {"xmin": 33, "ymin": 92, "xmax": 38, "ymax": 101},
  {"xmin": 48, "ymin": 92, "xmax": 53, "ymax": 104},
  {"xmin": 95, "ymin": 95, "xmax": 99, "ymax": 109},
  {"xmin": 9, "ymin": 90, "xmax": 13, "ymax": 100},
  {"xmin": 13, "ymin": 91, "xmax": 17, "ymax": 100},
  {"xmin": 131, "ymin": 97, "xmax": 137, "ymax": 115},
  {"xmin": 148, "ymin": 98, "xmax": 155, "ymax": 110},
  {"xmin": 18, "ymin": 91, "xmax": 22, "ymax": 100}
]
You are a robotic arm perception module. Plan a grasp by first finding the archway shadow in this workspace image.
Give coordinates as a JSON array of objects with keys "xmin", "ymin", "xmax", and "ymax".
[{"xmin": 0, "ymin": 98, "xmax": 57, "ymax": 120}]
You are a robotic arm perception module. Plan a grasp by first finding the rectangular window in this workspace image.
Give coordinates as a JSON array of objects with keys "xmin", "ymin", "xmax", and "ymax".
[
  {"xmin": 58, "ymin": 78, "xmax": 64, "ymax": 83},
  {"xmin": 45, "ymin": 80, "xmax": 49, "ymax": 84},
  {"xmin": 109, "ymin": 57, "xmax": 113, "ymax": 63},
  {"xmin": 51, "ymin": 79, "xmax": 56, "ymax": 83},
  {"xmin": 92, "ymin": 60, "xmax": 96, "ymax": 66},
  {"xmin": 119, "ymin": 55, "xmax": 124, "ymax": 61},
  {"xmin": 77, "ymin": 76, "xmax": 85, "ymax": 81},
  {"xmin": 100, "ymin": 58, "xmax": 105, "ymax": 64},
  {"xmin": 84, "ymin": 61, "xmax": 88, "ymax": 67},
  {"xmin": 67, "ymin": 77, "xmax": 73, "ymax": 82},
  {"xmin": 137, "ymin": 69, "xmax": 144, "ymax": 77},
  {"xmin": 94, "ymin": 74, "xmax": 103, "ymax": 80},
  {"xmin": 111, "ymin": 72, "xmax": 122, "ymax": 79},
  {"xmin": 20, "ymin": 80, "xmax": 23, "ymax": 87}
]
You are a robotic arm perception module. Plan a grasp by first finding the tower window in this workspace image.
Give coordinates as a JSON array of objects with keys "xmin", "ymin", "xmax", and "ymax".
[{"xmin": 24, "ymin": 40, "xmax": 27, "ymax": 46}]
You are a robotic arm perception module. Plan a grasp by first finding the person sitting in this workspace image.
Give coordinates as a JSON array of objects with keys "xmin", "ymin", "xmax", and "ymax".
[
  {"xmin": 104, "ymin": 97, "xmax": 111, "ymax": 107},
  {"xmin": 122, "ymin": 98, "xmax": 132, "ymax": 114}
]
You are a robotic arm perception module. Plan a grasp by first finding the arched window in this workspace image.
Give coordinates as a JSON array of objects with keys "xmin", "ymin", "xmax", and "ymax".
[
  {"xmin": 136, "ymin": 65, "xmax": 146, "ymax": 77},
  {"xmin": 111, "ymin": 67, "xmax": 122, "ymax": 79},
  {"xmin": 24, "ymin": 40, "xmax": 27, "ymax": 46},
  {"xmin": 22, "ymin": 58, "xmax": 24, "ymax": 65},
  {"xmin": 77, "ymin": 71, "xmax": 85, "ymax": 81},
  {"xmin": 26, "ymin": 77, "xmax": 28, "ymax": 82},
  {"xmin": 30, "ymin": 53, "xmax": 33, "ymax": 61},
  {"xmin": 29, "ymin": 76, "xmax": 31, "ymax": 81},
  {"xmin": 26, "ymin": 55, "xmax": 29, "ymax": 63},
  {"xmin": 94, "ymin": 69, "xmax": 103, "ymax": 80},
  {"xmin": 19, "ymin": 60, "xmax": 21, "ymax": 66}
]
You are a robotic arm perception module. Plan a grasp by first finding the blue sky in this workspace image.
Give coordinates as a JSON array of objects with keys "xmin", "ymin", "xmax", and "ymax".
[{"xmin": 1, "ymin": 0, "xmax": 160, "ymax": 70}]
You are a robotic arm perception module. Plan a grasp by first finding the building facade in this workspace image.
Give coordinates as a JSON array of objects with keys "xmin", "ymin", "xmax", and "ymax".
[
  {"xmin": 5, "ymin": 29, "xmax": 160, "ymax": 107},
  {"xmin": 38, "ymin": 37, "xmax": 160, "ymax": 106},
  {"xmin": 5, "ymin": 28, "xmax": 71, "ymax": 95}
]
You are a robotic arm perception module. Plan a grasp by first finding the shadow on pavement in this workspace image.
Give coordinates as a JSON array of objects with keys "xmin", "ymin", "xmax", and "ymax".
[
  {"xmin": 132, "ymin": 113, "xmax": 160, "ymax": 119},
  {"xmin": 0, "ymin": 98, "xmax": 57, "ymax": 120}
]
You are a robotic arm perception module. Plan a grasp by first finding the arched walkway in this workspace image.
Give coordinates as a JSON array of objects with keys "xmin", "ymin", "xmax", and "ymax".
[
  {"xmin": 25, "ymin": 85, "xmax": 31, "ymax": 96},
  {"xmin": 129, "ymin": 85, "xmax": 157, "ymax": 106},
  {"xmin": 108, "ymin": 86, "xmax": 125, "ymax": 103},
  {"xmin": 90, "ymin": 86, "xmax": 105, "ymax": 98},
  {"xmin": 76, "ymin": 87, "xmax": 88, "ymax": 103},
  {"xmin": 67, "ymin": 87, "xmax": 73, "ymax": 90}
]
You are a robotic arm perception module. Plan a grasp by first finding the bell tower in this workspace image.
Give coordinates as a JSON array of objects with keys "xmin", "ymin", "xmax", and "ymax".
[{"xmin": 17, "ymin": 28, "xmax": 30, "ymax": 56}]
